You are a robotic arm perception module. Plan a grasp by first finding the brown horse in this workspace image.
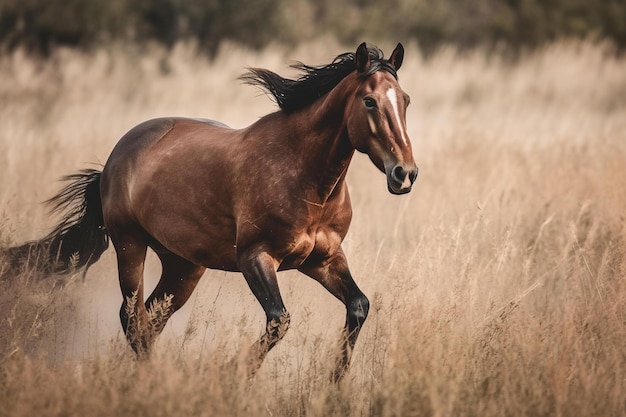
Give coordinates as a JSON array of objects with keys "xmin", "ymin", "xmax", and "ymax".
[{"xmin": 3, "ymin": 42, "xmax": 417, "ymax": 380}]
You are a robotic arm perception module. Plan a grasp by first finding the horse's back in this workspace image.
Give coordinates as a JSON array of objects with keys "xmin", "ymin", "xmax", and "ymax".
[{"xmin": 111, "ymin": 117, "xmax": 230, "ymax": 155}]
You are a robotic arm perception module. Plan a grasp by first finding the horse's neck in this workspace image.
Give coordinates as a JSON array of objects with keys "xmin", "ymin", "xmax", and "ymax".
[{"xmin": 292, "ymin": 77, "xmax": 356, "ymax": 205}]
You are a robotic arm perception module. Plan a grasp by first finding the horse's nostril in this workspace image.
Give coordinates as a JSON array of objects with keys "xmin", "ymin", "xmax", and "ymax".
[{"xmin": 392, "ymin": 165, "xmax": 406, "ymax": 182}]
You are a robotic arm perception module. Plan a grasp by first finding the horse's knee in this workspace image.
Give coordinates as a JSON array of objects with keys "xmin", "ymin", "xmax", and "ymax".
[{"xmin": 348, "ymin": 294, "xmax": 369, "ymax": 328}]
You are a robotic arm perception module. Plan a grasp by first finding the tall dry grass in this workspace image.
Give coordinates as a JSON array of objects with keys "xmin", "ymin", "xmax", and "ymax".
[{"xmin": 1, "ymin": 40, "xmax": 626, "ymax": 416}]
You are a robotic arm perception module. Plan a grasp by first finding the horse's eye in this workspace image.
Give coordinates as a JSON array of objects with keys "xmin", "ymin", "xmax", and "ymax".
[{"xmin": 363, "ymin": 97, "xmax": 377, "ymax": 109}]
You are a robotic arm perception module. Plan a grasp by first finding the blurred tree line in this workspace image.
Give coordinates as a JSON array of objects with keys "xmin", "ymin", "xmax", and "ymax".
[{"xmin": 0, "ymin": 0, "xmax": 624, "ymax": 56}]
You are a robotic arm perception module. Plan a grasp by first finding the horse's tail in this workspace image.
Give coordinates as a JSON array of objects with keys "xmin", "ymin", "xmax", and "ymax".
[{"xmin": 1, "ymin": 169, "xmax": 109, "ymax": 278}]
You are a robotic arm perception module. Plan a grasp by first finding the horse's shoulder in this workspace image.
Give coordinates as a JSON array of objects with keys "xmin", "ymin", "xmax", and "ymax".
[{"xmin": 316, "ymin": 182, "xmax": 352, "ymax": 238}]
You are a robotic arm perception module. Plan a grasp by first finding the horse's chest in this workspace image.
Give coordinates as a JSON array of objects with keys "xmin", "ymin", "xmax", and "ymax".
[{"xmin": 280, "ymin": 224, "xmax": 343, "ymax": 270}]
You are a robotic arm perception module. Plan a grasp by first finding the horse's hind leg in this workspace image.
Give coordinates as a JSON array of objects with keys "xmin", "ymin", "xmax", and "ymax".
[
  {"xmin": 112, "ymin": 229, "xmax": 151, "ymax": 356},
  {"xmin": 144, "ymin": 251, "xmax": 206, "ymax": 338}
]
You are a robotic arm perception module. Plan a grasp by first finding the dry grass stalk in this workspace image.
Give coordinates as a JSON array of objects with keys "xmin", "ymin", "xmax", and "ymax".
[{"xmin": 0, "ymin": 40, "xmax": 625, "ymax": 416}]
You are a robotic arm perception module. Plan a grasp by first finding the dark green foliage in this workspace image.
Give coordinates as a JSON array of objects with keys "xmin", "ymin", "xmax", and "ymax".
[
  {"xmin": 0, "ymin": 0, "xmax": 285, "ymax": 56},
  {"xmin": 0, "ymin": 0, "xmax": 624, "ymax": 56},
  {"xmin": 131, "ymin": 0, "xmax": 285, "ymax": 56},
  {"xmin": 0, "ymin": 0, "xmax": 127, "ymax": 54}
]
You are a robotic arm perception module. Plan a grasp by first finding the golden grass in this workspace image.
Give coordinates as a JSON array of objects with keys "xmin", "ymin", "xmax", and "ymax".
[{"xmin": 1, "ymin": 40, "xmax": 626, "ymax": 416}]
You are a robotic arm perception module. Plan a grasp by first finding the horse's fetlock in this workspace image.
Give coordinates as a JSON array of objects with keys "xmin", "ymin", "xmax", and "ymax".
[{"xmin": 267, "ymin": 309, "xmax": 290, "ymax": 340}]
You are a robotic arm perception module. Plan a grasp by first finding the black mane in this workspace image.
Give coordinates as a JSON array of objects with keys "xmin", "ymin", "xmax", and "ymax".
[{"xmin": 240, "ymin": 45, "xmax": 398, "ymax": 113}]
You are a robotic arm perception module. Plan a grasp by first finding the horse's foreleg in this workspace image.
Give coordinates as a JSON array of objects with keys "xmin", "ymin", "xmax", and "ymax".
[
  {"xmin": 238, "ymin": 249, "xmax": 290, "ymax": 376},
  {"xmin": 299, "ymin": 247, "xmax": 369, "ymax": 382}
]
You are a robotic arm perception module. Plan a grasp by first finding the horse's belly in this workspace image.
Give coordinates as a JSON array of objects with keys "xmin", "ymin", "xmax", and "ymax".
[{"xmin": 143, "ymin": 213, "xmax": 240, "ymax": 271}]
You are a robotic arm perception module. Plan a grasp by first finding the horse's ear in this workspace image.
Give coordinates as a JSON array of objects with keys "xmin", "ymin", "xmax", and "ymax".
[
  {"xmin": 355, "ymin": 42, "xmax": 371, "ymax": 73},
  {"xmin": 389, "ymin": 43, "xmax": 404, "ymax": 71}
]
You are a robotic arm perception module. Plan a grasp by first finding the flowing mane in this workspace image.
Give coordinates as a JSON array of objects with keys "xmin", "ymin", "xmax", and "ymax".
[{"xmin": 240, "ymin": 45, "xmax": 398, "ymax": 113}]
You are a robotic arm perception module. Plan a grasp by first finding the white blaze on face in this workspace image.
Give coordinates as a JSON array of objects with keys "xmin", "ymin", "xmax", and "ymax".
[{"xmin": 386, "ymin": 87, "xmax": 408, "ymax": 145}]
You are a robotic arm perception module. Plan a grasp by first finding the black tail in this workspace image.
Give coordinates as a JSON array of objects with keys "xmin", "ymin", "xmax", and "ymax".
[{"xmin": 1, "ymin": 169, "xmax": 109, "ymax": 277}]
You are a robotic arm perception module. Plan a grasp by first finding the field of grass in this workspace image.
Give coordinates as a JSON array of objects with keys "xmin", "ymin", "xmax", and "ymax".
[{"xmin": 1, "ymin": 40, "xmax": 626, "ymax": 416}]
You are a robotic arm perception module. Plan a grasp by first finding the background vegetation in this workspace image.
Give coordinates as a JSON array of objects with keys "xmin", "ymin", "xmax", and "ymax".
[
  {"xmin": 1, "ymin": 1, "xmax": 626, "ymax": 416},
  {"xmin": 1, "ymin": 39, "xmax": 625, "ymax": 416},
  {"xmin": 1, "ymin": 0, "xmax": 625, "ymax": 56}
]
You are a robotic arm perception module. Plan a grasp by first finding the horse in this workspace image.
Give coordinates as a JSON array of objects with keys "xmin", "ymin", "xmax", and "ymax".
[{"xmin": 2, "ymin": 42, "xmax": 418, "ymax": 381}]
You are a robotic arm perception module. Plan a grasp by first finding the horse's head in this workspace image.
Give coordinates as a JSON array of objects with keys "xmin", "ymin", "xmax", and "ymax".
[{"xmin": 346, "ymin": 43, "xmax": 418, "ymax": 195}]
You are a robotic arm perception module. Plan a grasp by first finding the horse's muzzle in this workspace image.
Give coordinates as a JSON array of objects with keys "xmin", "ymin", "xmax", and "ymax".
[{"xmin": 387, "ymin": 164, "xmax": 418, "ymax": 195}]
